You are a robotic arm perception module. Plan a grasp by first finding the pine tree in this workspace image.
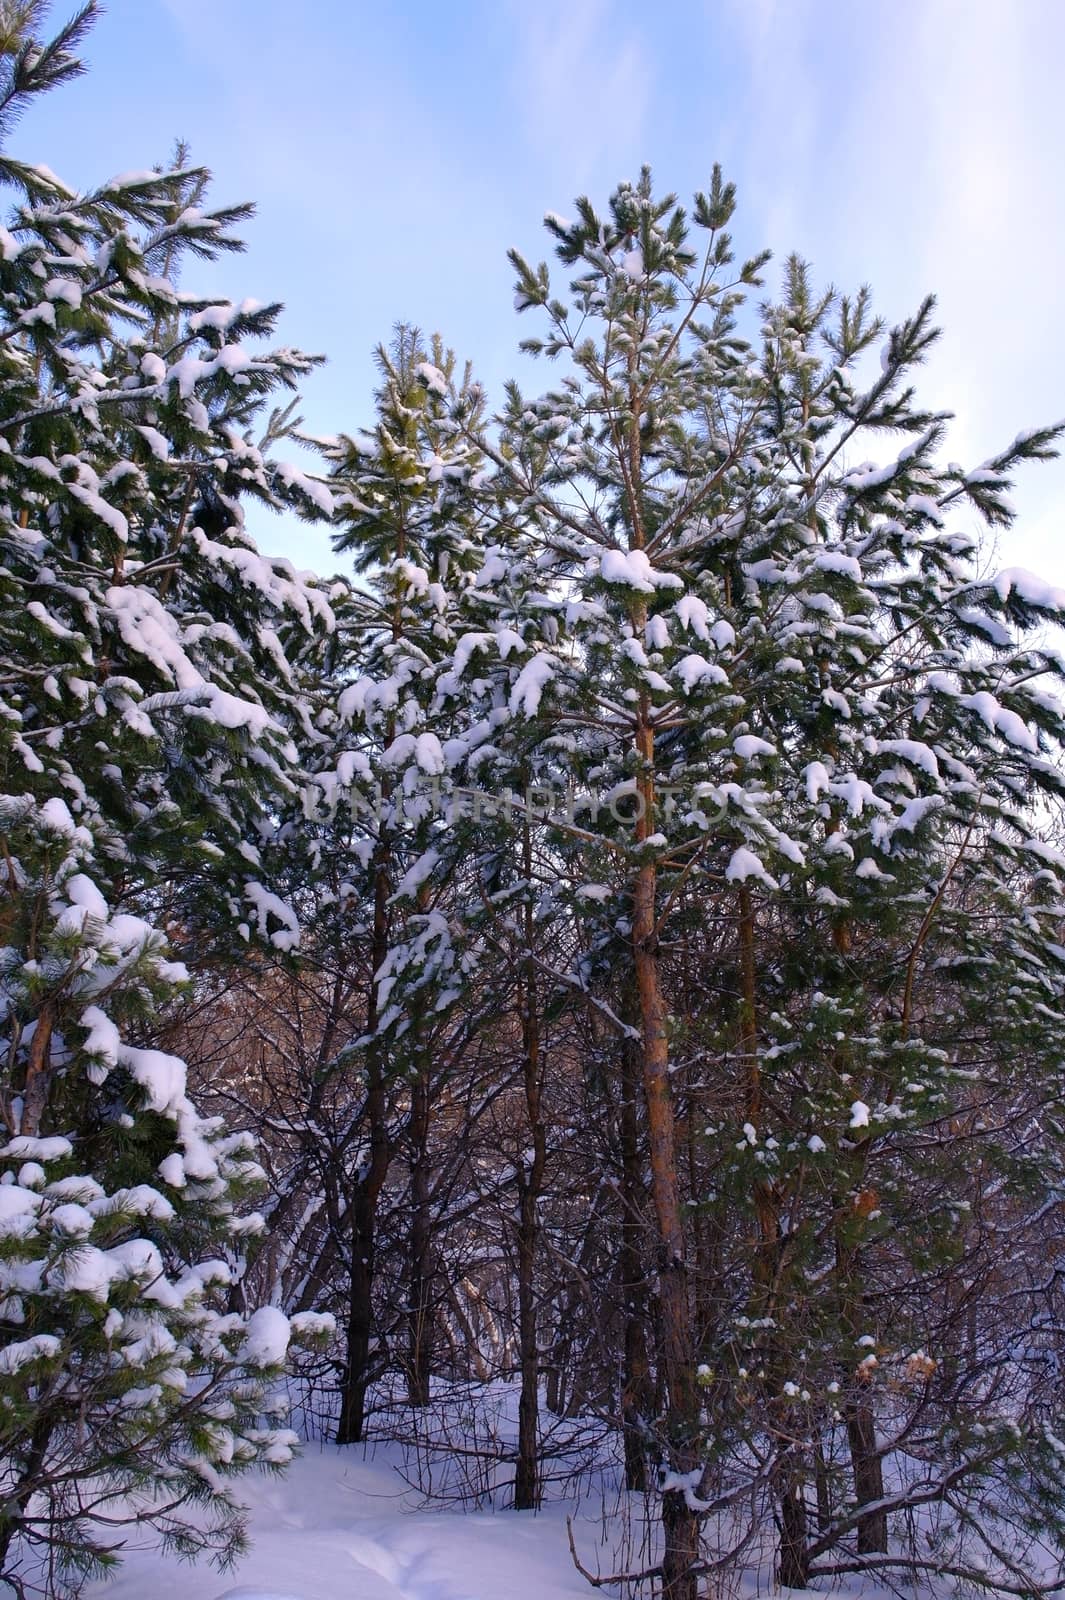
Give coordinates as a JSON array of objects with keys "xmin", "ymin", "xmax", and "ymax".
[
  {"xmin": 0, "ymin": 794, "xmax": 331, "ymax": 1594},
  {"xmin": 473, "ymin": 167, "xmax": 1065, "ymax": 1597},
  {"xmin": 0, "ymin": 4, "xmax": 337, "ymax": 1587},
  {"xmin": 0, "ymin": 142, "xmax": 335, "ymax": 941},
  {"xmin": 277, "ymin": 327, "xmax": 490, "ymax": 1443}
]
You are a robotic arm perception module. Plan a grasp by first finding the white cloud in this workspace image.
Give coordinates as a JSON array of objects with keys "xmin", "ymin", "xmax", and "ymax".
[
  {"xmin": 135, "ymin": 0, "xmax": 1065, "ymax": 580},
  {"xmin": 507, "ymin": 0, "xmax": 652, "ymax": 186},
  {"xmin": 719, "ymin": 0, "xmax": 1065, "ymax": 579},
  {"xmin": 898, "ymin": 0, "xmax": 1065, "ymax": 577}
]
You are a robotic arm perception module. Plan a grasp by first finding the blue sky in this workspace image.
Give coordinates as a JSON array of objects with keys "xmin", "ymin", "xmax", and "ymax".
[{"xmin": 15, "ymin": 0, "xmax": 1065, "ymax": 582}]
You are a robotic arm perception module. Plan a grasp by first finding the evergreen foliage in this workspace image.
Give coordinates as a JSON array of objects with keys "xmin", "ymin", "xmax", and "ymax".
[
  {"xmin": 0, "ymin": 5, "xmax": 335, "ymax": 1591},
  {"xmin": 447, "ymin": 165, "xmax": 1065, "ymax": 1594},
  {"xmin": 2, "ymin": 8, "xmax": 1064, "ymax": 1598}
]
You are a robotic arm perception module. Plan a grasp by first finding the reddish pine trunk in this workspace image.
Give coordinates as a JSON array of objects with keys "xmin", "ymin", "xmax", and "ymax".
[
  {"xmin": 633, "ymin": 698, "xmax": 700, "ymax": 1600},
  {"xmin": 619, "ymin": 1035, "xmax": 652, "ymax": 1493}
]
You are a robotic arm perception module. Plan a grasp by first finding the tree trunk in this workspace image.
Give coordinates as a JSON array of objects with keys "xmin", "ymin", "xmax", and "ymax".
[
  {"xmin": 619, "ymin": 1033, "xmax": 652, "ymax": 1493},
  {"xmin": 814, "ymin": 1432, "xmax": 832, "ymax": 1532},
  {"xmin": 633, "ymin": 700, "xmax": 700, "ymax": 1600},
  {"xmin": 337, "ymin": 1190, "xmax": 377, "ymax": 1444},
  {"xmin": 336, "ymin": 844, "xmax": 392, "ymax": 1446},
  {"xmin": 514, "ymin": 1166, "xmax": 542, "ymax": 1509},
  {"xmin": 845, "ymin": 1394, "xmax": 887, "ymax": 1553},
  {"xmin": 514, "ymin": 821, "xmax": 547, "ymax": 1511},
  {"xmin": 20, "ymin": 1001, "xmax": 54, "ymax": 1137},
  {"xmin": 778, "ymin": 1480, "xmax": 810, "ymax": 1589},
  {"xmin": 617, "ymin": 353, "xmax": 699, "ymax": 1593},
  {"xmin": 406, "ymin": 1069, "xmax": 433, "ymax": 1407},
  {"xmin": 835, "ymin": 1211, "xmax": 886, "ymax": 1553}
]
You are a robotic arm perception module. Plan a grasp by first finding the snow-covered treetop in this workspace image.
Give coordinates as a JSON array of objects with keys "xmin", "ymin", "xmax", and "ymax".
[{"xmin": 0, "ymin": 130, "xmax": 339, "ymax": 935}]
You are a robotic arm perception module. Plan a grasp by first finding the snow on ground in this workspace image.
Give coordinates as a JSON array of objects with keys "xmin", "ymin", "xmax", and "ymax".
[
  {"xmin": 76, "ymin": 1421, "xmax": 919, "ymax": 1600},
  {"xmin": 84, "ymin": 1439, "xmax": 607, "ymax": 1600},
  {"xmin": 76, "ymin": 1384, "xmax": 915, "ymax": 1600}
]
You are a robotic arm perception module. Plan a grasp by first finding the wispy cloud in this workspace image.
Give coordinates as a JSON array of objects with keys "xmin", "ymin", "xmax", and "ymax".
[
  {"xmin": 68, "ymin": 0, "xmax": 1065, "ymax": 578},
  {"xmin": 506, "ymin": 0, "xmax": 652, "ymax": 189},
  {"xmin": 718, "ymin": 0, "xmax": 1064, "ymax": 576},
  {"xmin": 888, "ymin": 0, "xmax": 1065, "ymax": 572}
]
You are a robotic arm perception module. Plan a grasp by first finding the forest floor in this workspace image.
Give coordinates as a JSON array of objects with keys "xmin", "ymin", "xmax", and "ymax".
[
  {"xmin": 80, "ymin": 1384, "xmax": 899, "ymax": 1600},
  {"xmin": 77, "ymin": 1430, "xmax": 904, "ymax": 1600},
  {"xmin": 83, "ymin": 1435, "xmax": 619, "ymax": 1600}
]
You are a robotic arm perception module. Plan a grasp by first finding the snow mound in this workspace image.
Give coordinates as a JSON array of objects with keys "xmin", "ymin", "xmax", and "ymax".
[
  {"xmin": 215, "ymin": 1591, "xmax": 310, "ymax": 1599},
  {"xmin": 89, "ymin": 1440, "xmax": 599, "ymax": 1600}
]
